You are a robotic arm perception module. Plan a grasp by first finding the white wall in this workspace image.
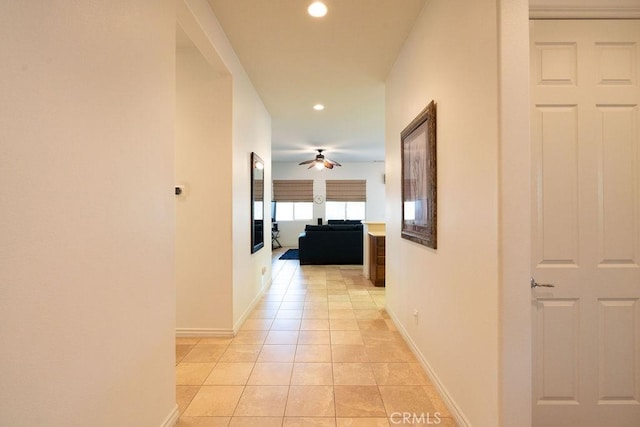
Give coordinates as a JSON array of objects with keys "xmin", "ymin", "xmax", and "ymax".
[
  {"xmin": 498, "ymin": 0, "xmax": 532, "ymax": 425},
  {"xmin": 0, "ymin": 1, "xmax": 176, "ymax": 426},
  {"xmin": 176, "ymin": 44, "xmax": 234, "ymax": 333},
  {"xmin": 230, "ymin": 56, "xmax": 272, "ymax": 330},
  {"xmin": 272, "ymin": 162, "xmax": 386, "ymax": 246},
  {"xmin": 179, "ymin": 0, "xmax": 272, "ymax": 333},
  {"xmin": 385, "ymin": 0, "xmax": 500, "ymax": 425}
]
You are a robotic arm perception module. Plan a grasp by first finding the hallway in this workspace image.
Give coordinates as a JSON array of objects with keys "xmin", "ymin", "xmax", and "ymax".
[{"xmin": 175, "ymin": 249, "xmax": 456, "ymax": 426}]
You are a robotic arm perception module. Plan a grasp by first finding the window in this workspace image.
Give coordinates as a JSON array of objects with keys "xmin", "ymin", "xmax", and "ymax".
[
  {"xmin": 275, "ymin": 202, "xmax": 313, "ymax": 221},
  {"xmin": 254, "ymin": 201, "xmax": 264, "ymax": 220},
  {"xmin": 325, "ymin": 179, "xmax": 366, "ymax": 220},
  {"xmin": 403, "ymin": 201, "xmax": 416, "ymax": 221},
  {"xmin": 326, "ymin": 201, "xmax": 365, "ymax": 221},
  {"xmin": 272, "ymin": 180, "xmax": 314, "ymax": 222}
]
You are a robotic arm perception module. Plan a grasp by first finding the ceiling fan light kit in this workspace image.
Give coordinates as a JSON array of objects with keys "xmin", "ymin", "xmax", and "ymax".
[
  {"xmin": 307, "ymin": 1, "xmax": 328, "ymax": 18},
  {"xmin": 298, "ymin": 149, "xmax": 342, "ymax": 171}
]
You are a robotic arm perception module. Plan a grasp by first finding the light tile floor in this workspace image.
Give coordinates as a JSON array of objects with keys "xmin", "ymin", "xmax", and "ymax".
[{"xmin": 176, "ymin": 248, "xmax": 457, "ymax": 427}]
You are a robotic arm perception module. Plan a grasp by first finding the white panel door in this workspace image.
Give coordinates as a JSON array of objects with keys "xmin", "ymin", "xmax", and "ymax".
[{"xmin": 531, "ymin": 20, "xmax": 640, "ymax": 427}]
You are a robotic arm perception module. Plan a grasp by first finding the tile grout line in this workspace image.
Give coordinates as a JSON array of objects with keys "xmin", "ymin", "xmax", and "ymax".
[{"xmin": 177, "ymin": 255, "xmax": 453, "ymax": 425}]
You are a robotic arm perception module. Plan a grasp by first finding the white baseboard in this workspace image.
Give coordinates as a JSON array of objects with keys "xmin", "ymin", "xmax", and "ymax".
[
  {"xmin": 385, "ymin": 305, "xmax": 470, "ymax": 427},
  {"xmin": 159, "ymin": 404, "xmax": 179, "ymax": 427},
  {"xmin": 232, "ymin": 274, "xmax": 273, "ymax": 335},
  {"xmin": 175, "ymin": 328, "xmax": 234, "ymax": 337},
  {"xmin": 176, "ymin": 271, "xmax": 274, "ymax": 338}
]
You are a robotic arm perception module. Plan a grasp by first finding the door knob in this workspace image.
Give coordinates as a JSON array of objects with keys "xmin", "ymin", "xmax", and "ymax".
[{"xmin": 531, "ymin": 277, "xmax": 555, "ymax": 289}]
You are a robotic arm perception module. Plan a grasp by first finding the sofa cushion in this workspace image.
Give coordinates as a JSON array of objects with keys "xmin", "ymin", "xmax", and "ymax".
[
  {"xmin": 304, "ymin": 225, "xmax": 332, "ymax": 232},
  {"xmin": 327, "ymin": 220, "xmax": 362, "ymax": 225},
  {"xmin": 327, "ymin": 224, "xmax": 361, "ymax": 232},
  {"xmin": 305, "ymin": 224, "xmax": 362, "ymax": 232}
]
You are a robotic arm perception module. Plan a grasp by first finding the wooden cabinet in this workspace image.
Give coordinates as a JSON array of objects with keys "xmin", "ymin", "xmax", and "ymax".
[{"xmin": 369, "ymin": 233, "xmax": 385, "ymax": 287}]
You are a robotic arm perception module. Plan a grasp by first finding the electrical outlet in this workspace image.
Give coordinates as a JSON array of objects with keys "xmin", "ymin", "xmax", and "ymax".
[{"xmin": 261, "ymin": 266, "xmax": 267, "ymax": 275}]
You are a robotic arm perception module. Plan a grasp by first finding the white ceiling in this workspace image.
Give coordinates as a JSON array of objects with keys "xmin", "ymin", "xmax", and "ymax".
[
  {"xmin": 207, "ymin": 0, "xmax": 427, "ymax": 163},
  {"xmin": 206, "ymin": 0, "xmax": 639, "ymax": 164}
]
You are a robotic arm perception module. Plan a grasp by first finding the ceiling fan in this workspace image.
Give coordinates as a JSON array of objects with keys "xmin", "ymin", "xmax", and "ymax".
[{"xmin": 298, "ymin": 149, "xmax": 342, "ymax": 170}]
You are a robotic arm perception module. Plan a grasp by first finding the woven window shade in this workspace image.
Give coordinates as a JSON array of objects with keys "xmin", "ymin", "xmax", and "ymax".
[
  {"xmin": 403, "ymin": 179, "xmax": 415, "ymax": 200},
  {"xmin": 272, "ymin": 180, "xmax": 313, "ymax": 202},
  {"xmin": 254, "ymin": 180, "xmax": 264, "ymax": 199},
  {"xmin": 326, "ymin": 180, "xmax": 366, "ymax": 202}
]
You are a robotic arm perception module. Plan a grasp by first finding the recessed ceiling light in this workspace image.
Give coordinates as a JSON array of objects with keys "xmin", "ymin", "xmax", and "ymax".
[
  {"xmin": 308, "ymin": 1, "xmax": 327, "ymax": 18},
  {"xmin": 313, "ymin": 104, "xmax": 325, "ymax": 111}
]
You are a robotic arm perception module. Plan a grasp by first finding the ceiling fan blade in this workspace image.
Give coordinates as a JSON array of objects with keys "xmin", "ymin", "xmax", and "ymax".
[{"xmin": 299, "ymin": 150, "xmax": 341, "ymax": 169}]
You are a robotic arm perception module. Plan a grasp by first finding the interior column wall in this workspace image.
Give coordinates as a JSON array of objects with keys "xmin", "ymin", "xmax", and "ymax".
[
  {"xmin": 0, "ymin": 1, "xmax": 176, "ymax": 425},
  {"xmin": 498, "ymin": 0, "xmax": 532, "ymax": 425},
  {"xmin": 175, "ymin": 42, "xmax": 233, "ymax": 333},
  {"xmin": 179, "ymin": 0, "xmax": 272, "ymax": 332}
]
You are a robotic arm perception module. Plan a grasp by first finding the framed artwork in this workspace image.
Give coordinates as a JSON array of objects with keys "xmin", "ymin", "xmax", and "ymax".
[{"xmin": 401, "ymin": 100, "xmax": 437, "ymax": 249}]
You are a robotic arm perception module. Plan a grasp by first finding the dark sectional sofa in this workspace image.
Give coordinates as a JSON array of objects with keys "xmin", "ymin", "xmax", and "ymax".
[{"xmin": 298, "ymin": 220, "xmax": 363, "ymax": 265}]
